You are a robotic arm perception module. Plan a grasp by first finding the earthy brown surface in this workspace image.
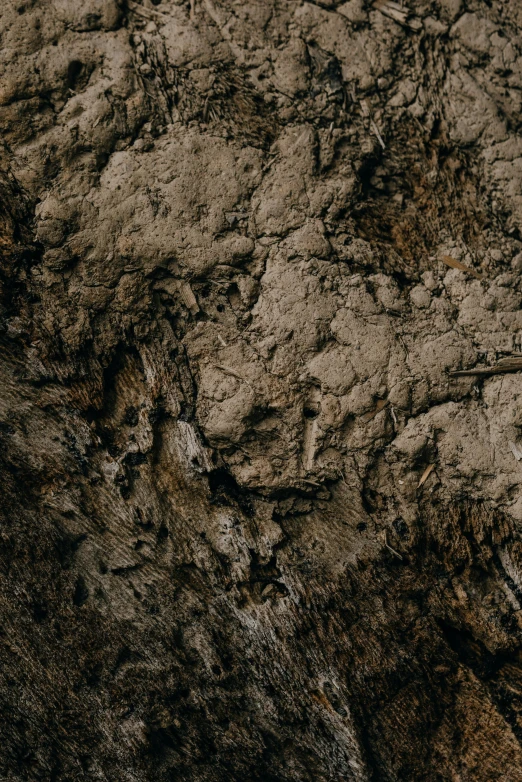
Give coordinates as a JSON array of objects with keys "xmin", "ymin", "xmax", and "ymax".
[{"xmin": 2, "ymin": 0, "xmax": 522, "ymax": 779}]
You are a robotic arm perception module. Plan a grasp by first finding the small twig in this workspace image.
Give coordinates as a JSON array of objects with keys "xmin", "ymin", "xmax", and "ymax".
[
  {"xmin": 361, "ymin": 398, "xmax": 389, "ymax": 423},
  {"xmin": 302, "ymin": 478, "xmax": 322, "ymax": 487},
  {"xmin": 382, "ymin": 530, "xmax": 403, "ymax": 560},
  {"xmin": 213, "ymin": 364, "xmax": 245, "ymax": 381},
  {"xmin": 370, "ymin": 119, "xmax": 386, "ymax": 150},
  {"xmin": 417, "ymin": 463, "xmax": 435, "ymax": 489},
  {"xmin": 335, "ymin": 467, "xmax": 349, "ymax": 488},
  {"xmin": 127, "ymin": 1, "xmax": 152, "ymax": 19},
  {"xmin": 441, "ymin": 255, "xmax": 483, "ymax": 280},
  {"xmin": 374, "ymin": 1, "xmax": 422, "ymax": 31},
  {"xmin": 127, "ymin": 0, "xmax": 169, "ymax": 20},
  {"xmin": 450, "ymin": 357, "xmax": 522, "ymax": 377},
  {"xmin": 360, "ymin": 100, "xmax": 385, "ymax": 150}
]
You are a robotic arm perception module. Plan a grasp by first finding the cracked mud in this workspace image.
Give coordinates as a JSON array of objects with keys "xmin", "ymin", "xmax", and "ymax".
[{"xmin": 2, "ymin": 0, "xmax": 522, "ymax": 779}]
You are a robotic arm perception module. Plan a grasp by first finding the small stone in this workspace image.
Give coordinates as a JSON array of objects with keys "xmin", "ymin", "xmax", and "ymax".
[{"xmin": 410, "ymin": 285, "xmax": 431, "ymax": 309}]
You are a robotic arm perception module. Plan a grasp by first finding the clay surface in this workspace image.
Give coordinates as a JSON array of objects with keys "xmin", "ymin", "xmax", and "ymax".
[{"xmin": 3, "ymin": 0, "xmax": 522, "ymax": 779}]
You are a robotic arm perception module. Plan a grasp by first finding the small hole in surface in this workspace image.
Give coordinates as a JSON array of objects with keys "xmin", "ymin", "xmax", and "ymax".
[
  {"xmin": 33, "ymin": 603, "xmax": 48, "ymax": 623},
  {"xmin": 67, "ymin": 60, "xmax": 84, "ymax": 90},
  {"xmin": 73, "ymin": 575, "xmax": 89, "ymax": 607},
  {"xmin": 157, "ymin": 524, "xmax": 169, "ymax": 543},
  {"xmin": 303, "ymin": 407, "xmax": 319, "ymax": 419}
]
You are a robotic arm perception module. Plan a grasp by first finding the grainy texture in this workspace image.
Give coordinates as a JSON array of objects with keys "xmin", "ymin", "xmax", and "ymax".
[{"xmin": 2, "ymin": 0, "xmax": 522, "ymax": 779}]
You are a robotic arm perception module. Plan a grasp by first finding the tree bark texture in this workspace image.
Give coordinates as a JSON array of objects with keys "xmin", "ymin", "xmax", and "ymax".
[{"xmin": 2, "ymin": 0, "xmax": 522, "ymax": 779}]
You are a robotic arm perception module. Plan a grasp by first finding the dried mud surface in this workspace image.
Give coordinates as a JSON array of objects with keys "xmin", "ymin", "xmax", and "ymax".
[{"xmin": 3, "ymin": 0, "xmax": 522, "ymax": 779}]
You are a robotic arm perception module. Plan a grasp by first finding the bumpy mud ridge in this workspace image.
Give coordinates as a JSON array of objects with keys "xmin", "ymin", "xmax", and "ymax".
[{"xmin": 3, "ymin": 0, "xmax": 522, "ymax": 779}]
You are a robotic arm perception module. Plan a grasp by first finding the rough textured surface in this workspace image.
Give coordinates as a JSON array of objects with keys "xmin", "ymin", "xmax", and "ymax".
[{"xmin": 3, "ymin": 0, "xmax": 522, "ymax": 779}]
